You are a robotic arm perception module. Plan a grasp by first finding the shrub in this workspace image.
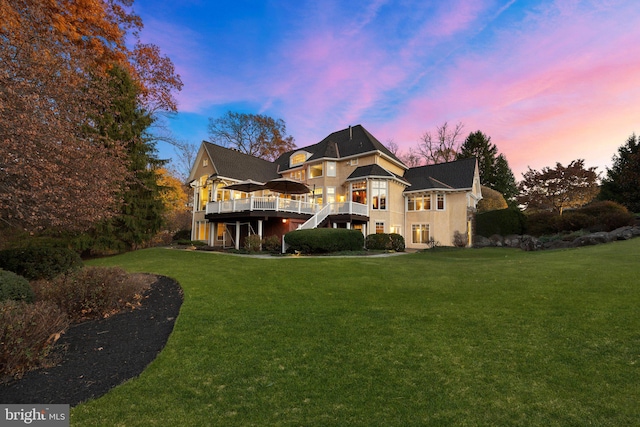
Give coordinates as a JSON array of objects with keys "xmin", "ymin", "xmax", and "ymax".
[
  {"xmin": 262, "ymin": 235, "xmax": 281, "ymax": 253},
  {"xmin": 285, "ymin": 228, "xmax": 364, "ymax": 254},
  {"xmin": 477, "ymin": 186, "xmax": 508, "ymax": 213},
  {"xmin": 524, "ymin": 211, "xmax": 559, "ymax": 236},
  {"xmin": 557, "ymin": 212, "xmax": 595, "ymax": 232},
  {"xmin": 0, "ymin": 300, "xmax": 69, "ymax": 380},
  {"xmin": 32, "ymin": 267, "xmax": 150, "ymax": 323},
  {"xmin": 452, "ymin": 230, "xmax": 468, "ymax": 248},
  {"xmin": 244, "ymin": 234, "xmax": 262, "ymax": 253},
  {"xmin": 476, "ymin": 208, "xmax": 526, "ymax": 237},
  {"xmin": 365, "ymin": 233, "xmax": 405, "ymax": 251},
  {"xmin": 0, "ymin": 247, "xmax": 82, "ymax": 280},
  {"xmin": 0, "ymin": 270, "xmax": 34, "ymax": 303},
  {"xmin": 172, "ymin": 229, "xmax": 192, "ymax": 241}
]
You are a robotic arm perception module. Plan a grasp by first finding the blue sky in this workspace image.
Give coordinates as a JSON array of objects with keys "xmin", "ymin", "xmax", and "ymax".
[{"xmin": 133, "ymin": 0, "xmax": 640, "ymax": 178}]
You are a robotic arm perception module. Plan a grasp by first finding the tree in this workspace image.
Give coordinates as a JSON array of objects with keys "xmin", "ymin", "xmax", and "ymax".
[
  {"xmin": 0, "ymin": 0, "xmax": 181, "ymax": 233},
  {"xmin": 208, "ymin": 112, "xmax": 296, "ymax": 161},
  {"xmin": 600, "ymin": 134, "xmax": 640, "ymax": 212},
  {"xmin": 417, "ymin": 122, "xmax": 464, "ymax": 164},
  {"xmin": 157, "ymin": 168, "xmax": 191, "ymax": 233},
  {"xmin": 493, "ymin": 154, "xmax": 518, "ymax": 202},
  {"xmin": 457, "ymin": 131, "xmax": 518, "ymax": 202},
  {"xmin": 91, "ymin": 66, "xmax": 166, "ymax": 251},
  {"xmin": 517, "ymin": 160, "xmax": 600, "ymax": 215}
]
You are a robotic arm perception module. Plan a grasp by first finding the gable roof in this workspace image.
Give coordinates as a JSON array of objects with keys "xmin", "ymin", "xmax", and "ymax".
[
  {"xmin": 347, "ymin": 164, "xmax": 411, "ymax": 185},
  {"xmin": 275, "ymin": 125, "xmax": 405, "ymax": 172},
  {"xmin": 203, "ymin": 142, "xmax": 279, "ymax": 182},
  {"xmin": 404, "ymin": 157, "xmax": 477, "ymax": 192}
]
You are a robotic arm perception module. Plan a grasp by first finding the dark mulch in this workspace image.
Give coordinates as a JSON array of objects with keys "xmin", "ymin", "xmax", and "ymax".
[{"xmin": 0, "ymin": 276, "xmax": 183, "ymax": 407}]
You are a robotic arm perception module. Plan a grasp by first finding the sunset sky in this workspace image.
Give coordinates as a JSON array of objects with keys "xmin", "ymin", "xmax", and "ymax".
[{"xmin": 133, "ymin": 0, "xmax": 640, "ymax": 178}]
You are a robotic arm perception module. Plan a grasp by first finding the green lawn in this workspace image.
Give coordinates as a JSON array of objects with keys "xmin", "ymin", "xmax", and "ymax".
[{"xmin": 71, "ymin": 241, "xmax": 640, "ymax": 426}]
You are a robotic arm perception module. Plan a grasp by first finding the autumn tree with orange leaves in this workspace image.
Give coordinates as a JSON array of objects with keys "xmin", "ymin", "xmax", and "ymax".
[{"xmin": 0, "ymin": 0, "xmax": 182, "ymax": 233}]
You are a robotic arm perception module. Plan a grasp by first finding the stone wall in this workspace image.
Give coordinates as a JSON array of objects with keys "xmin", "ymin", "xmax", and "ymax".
[{"xmin": 473, "ymin": 226, "xmax": 640, "ymax": 251}]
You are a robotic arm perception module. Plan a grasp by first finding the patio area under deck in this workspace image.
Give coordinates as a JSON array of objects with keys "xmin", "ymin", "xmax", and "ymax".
[{"xmin": 204, "ymin": 197, "xmax": 370, "ymax": 249}]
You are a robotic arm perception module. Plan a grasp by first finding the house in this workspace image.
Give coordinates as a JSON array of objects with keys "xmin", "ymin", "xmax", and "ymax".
[{"xmin": 188, "ymin": 125, "xmax": 482, "ymax": 250}]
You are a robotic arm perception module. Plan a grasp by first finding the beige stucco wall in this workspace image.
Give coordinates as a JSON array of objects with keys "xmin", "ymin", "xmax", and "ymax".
[{"xmin": 404, "ymin": 191, "xmax": 471, "ymax": 249}]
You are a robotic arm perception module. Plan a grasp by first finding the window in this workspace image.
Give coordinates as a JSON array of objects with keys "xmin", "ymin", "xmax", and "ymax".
[
  {"xmin": 309, "ymin": 164, "xmax": 323, "ymax": 178},
  {"xmin": 196, "ymin": 221, "xmax": 210, "ymax": 241},
  {"xmin": 289, "ymin": 169, "xmax": 306, "ymax": 181},
  {"xmin": 216, "ymin": 223, "xmax": 226, "ymax": 241},
  {"xmin": 326, "ymin": 187, "xmax": 336, "ymax": 204},
  {"xmin": 349, "ymin": 158, "xmax": 359, "ymax": 166},
  {"xmin": 216, "ymin": 188, "xmax": 231, "ymax": 202},
  {"xmin": 375, "ymin": 222, "xmax": 385, "ymax": 234},
  {"xmin": 313, "ymin": 187, "xmax": 323, "ymax": 205},
  {"xmin": 203, "ymin": 158, "xmax": 208, "ymax": 167},
  {"xmin": 436, "ymin": 193, "xmax": 445, "ymax": 210},
  {"xmin": 408, "ymin": 194, "xmax": 431, "ymax": 211},
  {"xmin": 290, "ymin": 152, "xmax": 307, "ymax": 166},
  {"xmin": 351, "ymin": 181, "xmax": 366, "ymax": 204},
  {"xmin": 412, "ymin": 224, "xmax": 430, "ymax": 244},
  {"xmin": 391, "ymin": 225, "xmax": 401, "ymax": 235},
  {"xmin": 371, "ymin": 180, "xmax": 387, "ymax": 210},
  {"xmin": 326, "ymin": 161, "xmax": 336, "ymax": 177}
]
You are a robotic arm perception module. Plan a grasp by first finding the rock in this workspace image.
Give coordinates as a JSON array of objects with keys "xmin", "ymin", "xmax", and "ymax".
[
  {"xmin": 473, "ymin": 235, "xmax": 491, "ymax": 248},
  {"xmin": 573, "ymin": 232, "xmax": 613, "ymax": 247},
  {"xmin": 503, "ymin": 234, "xmax": 522, "ymax": 248},
  {"xmin": 520, "ymin": 235, "xmax": 542, "ymax": 251},
  {"xmin": 489, "ymin": 234, "xmax": 504, "ymax": 247},
  {"xmin": 608, "ymin": 226, "xmax": 634, "ymax": 241}
]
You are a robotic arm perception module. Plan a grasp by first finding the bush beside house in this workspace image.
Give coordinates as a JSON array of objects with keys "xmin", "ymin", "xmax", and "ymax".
[
  {"xmin": 365, "ymin": 233, "xmax": 405, "ymax": 251},
  {"xmin": 285, "ymin": 229, "xmax": 364, "ymax": 254}
]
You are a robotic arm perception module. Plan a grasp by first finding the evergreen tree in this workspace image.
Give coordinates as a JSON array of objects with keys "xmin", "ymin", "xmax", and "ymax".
[
  {"xmin": 600, "ymin": 134, "xmax": 640, "ymax": 212},
  {"xmin": 91, "ymin": 66, "xmax": 166, "ymax": 251},
  {"xmin": 457, "ymin": 131, "xmax": 518, "ymax": 202}
]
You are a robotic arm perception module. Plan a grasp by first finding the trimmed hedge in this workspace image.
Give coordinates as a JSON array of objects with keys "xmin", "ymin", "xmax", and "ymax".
[
  {"xmin": 476, "ymin": 208, "xmax": 526, "ymax": 237},
  {"xmin": 0, "ymin": 247, "xmax": 82, "ymax": 280},
  {"xmin": 285, "ymin": 228, "xmax": 364, "ymax": 254},
  {"xmin": 365, "ymin": 233, "xmax": 405, "ymax": 251},
  {"xmin": 0, "ymin": 270, "xmax": 34, "ymax": 303},
  {"xmin": 525, "ymin": 201, "xmax": 635, "ymax": 236}
]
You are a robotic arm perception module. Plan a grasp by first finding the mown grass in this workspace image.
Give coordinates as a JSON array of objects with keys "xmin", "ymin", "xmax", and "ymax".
[{"xmin": 72, "ymin": 241, "xmax": 640, "ymax": 426}]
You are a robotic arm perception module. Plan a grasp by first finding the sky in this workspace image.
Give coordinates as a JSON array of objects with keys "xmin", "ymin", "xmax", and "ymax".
[{"xmin": 132, "ymin": 0, "xmax": 640, "ymax": 179}]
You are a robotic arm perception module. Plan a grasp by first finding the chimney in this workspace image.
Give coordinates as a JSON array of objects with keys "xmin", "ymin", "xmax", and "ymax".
[{"xmin": 349, "ymin": 125, "xmax": 352, "ymax": 140}]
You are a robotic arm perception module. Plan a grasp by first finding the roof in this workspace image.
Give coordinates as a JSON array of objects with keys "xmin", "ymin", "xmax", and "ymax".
[
  {"xmin": 203, "ymin": 142, "xmax": 280, "ymax": 182},
  {"xmin": 403, "ymin": 157, "xmax": 477, "ymax": 192},
  {"xmin": 347, "ymin": 164, "xmax": 410, "ymax": 185},
  {"xmin": 275, "ymin": 125, "xmax": 404, "ymax": 172}
]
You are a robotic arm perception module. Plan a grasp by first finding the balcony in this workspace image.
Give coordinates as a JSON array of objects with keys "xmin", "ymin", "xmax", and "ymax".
[{"xmin": 206, "ymin": 196, "xmax": 368, "ymax": 219}]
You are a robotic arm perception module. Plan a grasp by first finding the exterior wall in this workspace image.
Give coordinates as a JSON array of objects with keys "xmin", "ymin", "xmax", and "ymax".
[
  {"xmin": 367, "ymin": 179, "xmax": 406, "ymax": 235},
  {"xmin": 405, "ymin": 191, "xmax": 471, "ymax": 249}
]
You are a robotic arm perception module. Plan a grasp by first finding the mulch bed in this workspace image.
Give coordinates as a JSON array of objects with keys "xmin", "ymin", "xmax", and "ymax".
[{"xmin": 0, "ymin": 276, "xmax": 183, "ymax": 407}]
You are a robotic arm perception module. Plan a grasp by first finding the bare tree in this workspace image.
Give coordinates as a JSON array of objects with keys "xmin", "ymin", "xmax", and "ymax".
[
  {"xmin": 417, "ymin": 122, "xmax": 464, "ymax": 164},
  {"xmin": 399, "ymin": 147, "xmax": 424, "ymax": 168},
  {"xmin": 208, "ymin": 111, "xmax": 296, "ymax": 161}
]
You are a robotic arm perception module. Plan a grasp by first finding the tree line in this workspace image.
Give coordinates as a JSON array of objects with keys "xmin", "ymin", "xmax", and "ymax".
[{"xmin": 1, "ymin": 0, "xmax": 188, "ymax": 253}]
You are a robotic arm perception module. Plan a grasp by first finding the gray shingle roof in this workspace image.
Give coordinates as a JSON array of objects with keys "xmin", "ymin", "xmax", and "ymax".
[
  {"xmin": 275, "ymin": 125, "xmax": 404, "ymax": 172},
  {"xmin": 203, "ymin": 142, "xmax": 280, "ymax": 182},
  {"xmin": 404, "ymin": 158, "xmax": 477, "ymax": 192}
]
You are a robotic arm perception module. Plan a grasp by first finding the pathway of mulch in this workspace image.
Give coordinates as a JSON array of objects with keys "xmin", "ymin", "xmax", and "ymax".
[{"xmin": 0, "ymin": 276, "xmax": 183, "ymax": 407}]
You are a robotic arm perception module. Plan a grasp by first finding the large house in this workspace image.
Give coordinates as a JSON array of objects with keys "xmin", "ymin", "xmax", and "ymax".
[{"xmin": 188, "ymin": 125, "xmax": 482, "ymax": 250}]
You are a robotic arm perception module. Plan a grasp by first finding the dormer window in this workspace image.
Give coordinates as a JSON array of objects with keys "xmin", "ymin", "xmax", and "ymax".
[{"xmin": 290, "ymin": 151, "xmax": 310, "ymax": 167}]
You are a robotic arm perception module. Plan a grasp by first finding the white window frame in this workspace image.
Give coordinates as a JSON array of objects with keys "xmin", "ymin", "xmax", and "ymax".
[
  {"xmin": 371, "ymin": 180, "xmax": 387, "ymax": 210},
  {"xmin": 375, "ymin": 221, "xmax": 385, "ymax": 234},
  {"xmin": 309, "ymin": 163, "xmax": 323, "ymax": 178},
  {"xmin": 326, "ymin": 186, "xmax": 336, "ymax": 204},
  {"xmin": 326, "ymin": 161, "xmax": 337, "ymax": 177},
  {"xmin": 412, "ymin": 224, "xmax": 430, "ymax": 244},
  {"xmin": 436, "ymin": 193, "xmax": 445, "ymax": 211}
]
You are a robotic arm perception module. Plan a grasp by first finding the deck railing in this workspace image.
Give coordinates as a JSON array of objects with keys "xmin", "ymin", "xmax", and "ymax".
[
  {"xmin": 206, "ymin": 197, "xmax": 369, "ymax": 221},
  {"xmin": 206, "ymin": 196, "xmax": 318, "ymax": 215}
]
